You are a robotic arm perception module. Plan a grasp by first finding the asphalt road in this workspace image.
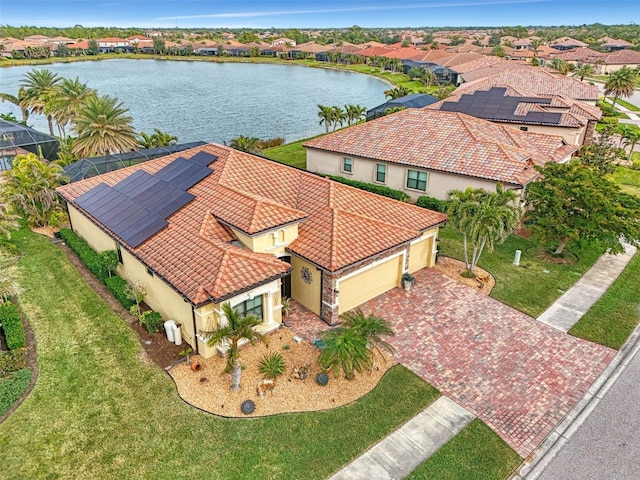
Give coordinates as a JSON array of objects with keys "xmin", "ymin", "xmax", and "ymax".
[{"xmin": 537, "ymin": 347, "xmax": 640, "ymax": 480}]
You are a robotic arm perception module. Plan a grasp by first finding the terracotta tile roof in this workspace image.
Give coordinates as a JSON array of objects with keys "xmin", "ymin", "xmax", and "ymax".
[
  {"xmin": 58, "ymin": 145, "xmax": 445, "ymax": 304},
  {"xmin": 551, "ymin": 37, "xmax": 588, "ymax": 48},
  {"xmin": 303, "ymin": 109, "xmax": 576, "ymax": 187},
  {"xmin": 458, "ymin": 60, "xmax": 528, "ymax": 83},
  {"xmin": 600, "ymin": 38, "xmax": 634, "ymax": 48},
  {"xmin": 457, "ymin": 67, "xmax": 599, "ymax": 101},
  {"xmin": 601, "ymin": 49, "xmax": 640, "ymax": 65},
  {"xmin": 553, "ymin": 47, "xmax": 604, "ymax": 62}
]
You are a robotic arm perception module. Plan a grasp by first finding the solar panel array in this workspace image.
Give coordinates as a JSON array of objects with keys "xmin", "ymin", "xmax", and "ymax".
[
  {"xmin": 439, "ymin": 87, "xmax": 562, "ymax": 125},
  {"xmin": 75, "ymin": 152, "xmax": 218, "ymax": 248}
]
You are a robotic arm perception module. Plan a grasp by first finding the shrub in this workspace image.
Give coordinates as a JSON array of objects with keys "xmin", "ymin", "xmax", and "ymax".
[
  {"xmin": 631, "ymin": 159, "xmax": 640, "ymax": 171},
  {"xmin": 0, "ymin": 367, "xmax": 31, "ymax": 416},
  {"xmin": 105, "ymin": 276, "xmax": 135, "ymax": 309},
  {"xmin": 258, "ymin": 352, "xmax": 286, "ymax": 380},
  {"xmin": 326, "ymin": 175, "xmax": 410, "ymax": 202},
  {"xmin": 416, "ymin": 195, "xmax": 447, "ymax": 212},
  {"xmin": 99, "ymin": 250, "xmax": 119, "ymax": 277},
  {"xmin": 0, "ymin": 303, "xmax": 25, "ymax": 350},
  {"xmin": 241, "ymin": 399, "xmax": 255, "ymax": 414},
  {"xmin": 59, "ymin": 229, "xmax": 108, "ymax": 282},
  {"xmin": 0, "ymin": 348, "xmax": 27, "ymax": 375},
  {"xmin": 140, "ymin": 310, "xmax": 163, "ymax": 334}
]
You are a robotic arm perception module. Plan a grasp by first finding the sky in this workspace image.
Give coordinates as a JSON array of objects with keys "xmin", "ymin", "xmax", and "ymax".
[{"xmin": 2, "ymin": 0, "xmax": 639, "ymax": 29}]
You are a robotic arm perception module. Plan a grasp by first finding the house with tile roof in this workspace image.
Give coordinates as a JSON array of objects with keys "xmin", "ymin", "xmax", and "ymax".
[
  {"xmin": 429, "ymin": 86, "xmax": 601, "ymax": 145},
  {"xmin": 304, "ymin": 109, "xmax": 576, "ymax": 202},
  {"xmin": 57, "ymin": 144, "xmax": 445, "ymax": 358}
]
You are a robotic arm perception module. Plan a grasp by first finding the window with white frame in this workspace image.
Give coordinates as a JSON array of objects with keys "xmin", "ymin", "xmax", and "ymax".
[
  {"xmin": 406, "ymin": 169, "xmax": 428, "ymax": 191},
  {"xmin": 342, "ymin": 157, "xmax": 353, "ymax": 173},
  {"xmin": 235, "ymin": 296, "xmax": 263, "ymax": 319},
  {"xmin": 375, "ymin": 163, "xmax": 386, "ymax": 183}
]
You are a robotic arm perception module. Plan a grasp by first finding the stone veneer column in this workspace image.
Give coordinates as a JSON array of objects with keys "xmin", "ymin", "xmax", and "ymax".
[
  {"xmin": 583, "ymin": 120, "xmax": 597, "ymax": 145},
  {"xmin": 320, "ymin": 271, "xmax": 340, "ymax": 325}
]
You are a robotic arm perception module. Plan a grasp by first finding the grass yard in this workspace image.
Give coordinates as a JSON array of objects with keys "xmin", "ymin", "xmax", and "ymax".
[
  {"xmin": 263, "ymin": 135, "xmax": 319, "ymax": 169},
  {"xmin": 0, "ymin": 368, "xmax": 31, "ymax": 417},
  {"xmin": 607, "ymin": 97, "xmax": 640, "ymax": 111},
  {"xmin": 406, "ymin": 419, "xmax": 521, "ymax": 480},
  {"xmin": 569, "ymin": 252, "xmax": 640, "ymax": 349},
  {"xmin": 613, "ymin": 166, "xmax": 640, "ymax": 197},
  {"xmin": 0, "ymin": 229, "xmax": 441, "ymax": 480},
  {"xmin": 438, "ymin": 227, "xmax": 604, "ymax": 318}
]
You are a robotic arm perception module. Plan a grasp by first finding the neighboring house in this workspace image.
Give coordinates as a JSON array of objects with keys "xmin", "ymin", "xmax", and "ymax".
[
  {"xmin": 598, "ymin": 37, "xmax": 635, "ymax": 51},
  {"xmin": 271, "ymin": 37, "xmax": 296, "ymax": 47},
  {"xmin": 550, "ymin": 37, "xmax": 588, "ymax": 51},
  {"xmin": 454, "ymin": 67, "xmax": 599, "ymax": 104},
  {"xmin": 429, "ymin": 86, "xmax": 601, "ymax": 145},
  {"xmin": 57, "ymin": 145, "xmax": 445, "ymax": 358},
  {"xmin": 597, "ymin": 49, "xmax": 640, "ymax": 74},
  {"xmin": 304, "ymin": 109, "xmax": 576, "ymax": 201}
]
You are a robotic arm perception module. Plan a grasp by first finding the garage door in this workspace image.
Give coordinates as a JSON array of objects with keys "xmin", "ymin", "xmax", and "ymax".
[
  {"xmin": 408, "ymin": 236, "xmax": 433, "ymax": 273},
  {"xmin": 338, "ymin": 255, "xmax": 402, "ymax": 314}
]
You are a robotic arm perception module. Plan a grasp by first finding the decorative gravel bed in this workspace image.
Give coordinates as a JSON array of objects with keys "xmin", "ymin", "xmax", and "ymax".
[{"xmin": 169, "ymin": 328, "xmax": 396, "ymax": 417}]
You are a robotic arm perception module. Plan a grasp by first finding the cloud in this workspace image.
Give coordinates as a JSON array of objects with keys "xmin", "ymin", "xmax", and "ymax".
[{"xmin": 155, "ymin": 0, "xmax": 553, "ymax": 21}]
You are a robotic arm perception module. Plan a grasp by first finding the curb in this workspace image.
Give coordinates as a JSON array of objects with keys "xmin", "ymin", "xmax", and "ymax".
[{"xmin": 510, "ymin": 317, "xmax": 640, "ymax": 479}]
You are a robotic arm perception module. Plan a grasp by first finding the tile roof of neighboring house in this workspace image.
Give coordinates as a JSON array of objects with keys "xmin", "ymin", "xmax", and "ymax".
[
  {"xmin": 553, "ymin": 47, "xmax": 604, "ymax": 62},
  {"xmin": 295, "ymin": 41, "xmax": 333, "ymax": 53},
  {"xmin": 600, "ymin": 38, "xmax": 634, "ymax": 48},
  {"xmin": 304, "ymin": 109, "xmax": 576, "ymax": 188},
  {"xmin": 57, "ymin": 145, "xmax": 445, "ymax": 304},
  {"xmin": 456, "ymin": 67, "xmax": 599, "ymax": 101},
  {"xmin": 358, "ymin": 41, "xmax": 387, "ymax": 48},
  {"xmin": 601, "ymin": 49, "xmax": 640, "ymax": 65},
  {"xmin": 457, "ymin": 60, "xmax": 529, "ymax": 83},
  {"xmin": 429, "ymin": 87, "xmax": 600, "ymax": 128},
  {"xmin": 327, "ymin": 42, "xmax": 362, "ymax": 54},
  {"xmin": 69, "ymin": 41, "xmax": 90, "ymax": 50},
  {"xmin": 551, "ymin": 37, "xmax": 588, "ymax": 48}
]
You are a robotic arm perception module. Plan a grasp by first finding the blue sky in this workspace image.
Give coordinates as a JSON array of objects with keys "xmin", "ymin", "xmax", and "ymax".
[{"xmin": 2, "ymin": 0, "xmax": 638, "ymax": 29}]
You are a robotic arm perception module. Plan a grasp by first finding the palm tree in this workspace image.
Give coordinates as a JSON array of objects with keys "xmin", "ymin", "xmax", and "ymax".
[
  {"xmin": 622, "ymin": 129, "xmax": 640, "ymax": 159},
  {"xmin": 199, "ymin": 302, "xmax": 267, "ymax": 391},
  {"xmin": 422, "ymin": 69, "xmax": 436, "ymax": 89},
  {"xmin": 530, "ymin": 39, "xmax": 542, "ymax": 57},
  {"xmin": 20, "ymin": 69, "xmax": 62, "ymax": 135},
  {"xmin": 446, "ymin": 184, "xmax": 521, "ymax": 276},
  {"xmin": 138, "ymin": 128, "xmax": 178, "ymax": 149},
  {"xmin": 574, "ymin": 64, "xmax": 594, "ymax": 81},
  {"xmin": 228, "ymin": 135, "xmax": 261, "ymax": 153},
  {"xmin": 331, "ymin": 106, "xmax": 347, "ymax": 131},
  {"xmin": 48, "ymin": 77, "xmax": 95, "ymax": 138},
  {"xmin": 0, "ymin": 87, "xmax": 30, "ymax": 124},
  {"xmin": 604, "ymin": 66, "xmax": 638, "ymax": 109},
  {"xmin": 344, "ymin": 104, "xmax": 366, "ymax": 125},
  {"xmin": 341, "ymin": 310, "xmax": 395, "ymax": 357},
  {"xmin": 317, "ymin": 327, "xmax": 371, "ymax": 380},
  {"xmin": 550, "ymin": 58, "xmax": 570, "ymax": 75},
  {"xmin": 2, "ymin": 153, "xmax": 67, "ymax": 227},
  {"xmin": 72, "ymin": 95, "xmax": 138, "ymax": 158},
  {"xmin": 317, "ymin": 104, "xmax": 334, "ymax": 133},
  {"xmin": 384, "ymin": 86, "xmax": 410, "ymax": 99},
  {"xmin": 384, "ymin": 106, "xmax": 405, "ymax": 116}
]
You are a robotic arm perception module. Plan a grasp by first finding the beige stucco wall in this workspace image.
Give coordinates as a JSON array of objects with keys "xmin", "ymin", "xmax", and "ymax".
[
  {"xmin": 68, "ymin": 205, "xmax": 117, "ymax": 252},
  {"xmin": 229, "ymin": 224, "xmax": 299, "ymax": 254},
  {"xmin": 599, "ymin": 63, "xmax": 640, "ymax": 74},
  {"xmin": 408, "ymin": 231, "xmax": 437, "ymax": 272},
  {"xmin": 502, "ymin": 123, "xmax": 584, "ymax": 146},
  {"xmin": 193, "ymin": 279, "xmax": 282, "ymax": 358},
  {"xmin": 290, "ymin": 255, "xmax": 321, "ymax": 315},
  {"xmin": 306, "ymin": 149, "xmax": 516, "ymax": 200}
]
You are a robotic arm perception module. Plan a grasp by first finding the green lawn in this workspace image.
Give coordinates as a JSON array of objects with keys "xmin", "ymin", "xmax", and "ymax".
[
  {"xmin": 613, "ymin": 166, "xmax": 640, "ymax": 197},
  {"xmin": 406, "ymin": 419, "xmax": 521, "ymax": 480},
  {"xmin": 263, "ymin": 135, "xmax": 320, "ymax": 169},
  {"xmin": 0, "ymin": 229, "xmax": 442, "ymax": 480},
  {"xmin": 438, "ymin": 227, "xmax": 604, "ymax": 318},
  {"xmin": 569, "ymin": 252, "xmax": 640, "ymax": 349},
  {"xmin": 607, "ymin": 97, "xmax": 640, "ymax": 111},
  {"xmin": 0, "ymin": 368, "xmax": 31, "ymax": 417}
]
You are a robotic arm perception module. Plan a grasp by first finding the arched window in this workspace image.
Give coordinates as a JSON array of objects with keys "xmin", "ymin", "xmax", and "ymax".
[{"xmin": 277, "ymin": 229, "xmax": 285, "ymax": 243}]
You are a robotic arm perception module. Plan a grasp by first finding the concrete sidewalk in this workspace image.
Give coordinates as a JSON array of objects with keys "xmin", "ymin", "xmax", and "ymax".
[
  {"xmin": 329, "ymin": 396, "xmax": 474, "ymax": 480},
  {"xmin": 537, "ymin": 242, "xmax": 637, "ymax": 332}
]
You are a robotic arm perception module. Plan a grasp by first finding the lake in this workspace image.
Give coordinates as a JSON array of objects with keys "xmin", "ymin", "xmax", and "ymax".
[{"xmin": 0, "ymin": 59, "xmax": 390, "ymax": 144}]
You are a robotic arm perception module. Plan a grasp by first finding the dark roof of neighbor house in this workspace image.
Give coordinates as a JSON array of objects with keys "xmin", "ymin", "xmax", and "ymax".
[
  {"xmin": 366, "ymin": 93, "xmax": 440, "ymax": 120},
  {"xmin": 57, "ymin": 144, "xmax": 446, "ymax": 305},
  {"xmin": 430, "ymin": 87, "xmax": 601, "ymax": 128},
  {"xmin": 303, "ymin": 109, "xmax": 577, "ymax": 187}
]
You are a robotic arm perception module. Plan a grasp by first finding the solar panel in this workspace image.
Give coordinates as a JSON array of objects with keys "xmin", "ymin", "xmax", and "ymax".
[
  {"xmin": 156, "ymin": 157, "xmax": 212, "ymax": 190},
  {"xmin": 189, "ymin": 151, "xmax": 218, "ymax": 166}
]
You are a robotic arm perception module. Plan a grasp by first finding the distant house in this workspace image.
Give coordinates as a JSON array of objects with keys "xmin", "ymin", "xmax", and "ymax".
[
  {"xmin": 304, "ymin": 109, "xmax": 576, "ymax": 201},
  {"xmin": 598, "ymin": 37, "xmax": 635, "ymax": 51},
  {"xmin": 428, "ymin": 86, "xmax": 601, "ymax": 146},
  {"xmin": 550, "ymin": 37, "xmax": 588, "ymax": 51},
  {"xmin": 57, "ymin": 144, "xmax": 445, "ymax": 357}
]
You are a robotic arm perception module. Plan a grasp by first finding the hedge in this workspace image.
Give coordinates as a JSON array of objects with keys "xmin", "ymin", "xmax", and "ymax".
[
  {"xmin": 105, "ymin": 276, "xmax": 135, "ymax": 310},
  {"xmin": 140, "ymin": 311, "xmax": 163, "ymax": 334},
  {"xmin": 0, "ymin": 348, "xmax": 27, "ymax": 376},
  {"xmin": 59, "ymin": 228, "xmax": 109, "ymax": 282},
  {"xmin": 0, "ymin": 367, "xmax": 31, "ymax": 416},
  {"xmin": 0, "ymin": 303, "xmax": 25, "ymax": 350},
  {"xmin": 326, "ymin": 175, "xmax": 410, "ymax": 202},
  {"xmin": 416, "ymin": 195, "xmax": 448, "ymax": 213}
]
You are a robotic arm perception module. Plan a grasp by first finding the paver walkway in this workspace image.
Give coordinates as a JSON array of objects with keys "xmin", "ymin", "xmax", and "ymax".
[
  {"xmin": 329, "ymin": 396, "xmax": 474, "ymax": 480},
  {"xmin": 357, "ymin": 269, "xmax": 615, "ymax": 457},
  {"xmin": 538, "ymin": 242, "xmax": 637, "ymax": 331}
]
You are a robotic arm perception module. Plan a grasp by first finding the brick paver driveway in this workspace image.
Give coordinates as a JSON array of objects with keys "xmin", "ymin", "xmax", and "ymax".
[{"xmin": 358, "ymin": 268, "xmax": 616, "ymax": 457}]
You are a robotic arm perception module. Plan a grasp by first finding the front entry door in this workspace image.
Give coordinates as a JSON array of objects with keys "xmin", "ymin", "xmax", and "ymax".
[{"xmin": 281, "ymin": 256, "xmax": 292, "ymax": 298}]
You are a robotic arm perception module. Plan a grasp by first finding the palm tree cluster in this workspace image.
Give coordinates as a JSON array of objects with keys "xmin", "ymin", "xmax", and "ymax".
[
  {"xmin": 317, "ymin": 104, "xmax": 366, "ymax": 132},
  {"xmin": 138, "ymin": 128, "xmax": 178, "ymax": 149},
  {"xmin": 1, "ymin": 68, "xmax": 141, "ymax": 160},
  {"xmin": 446, "ymin": 184, "xmax": 522, "ymax": 276}
]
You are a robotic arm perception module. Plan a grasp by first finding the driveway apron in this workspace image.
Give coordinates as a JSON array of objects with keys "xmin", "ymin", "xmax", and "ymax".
[{"xmin": 358, "ymin": 268, "xmax": 615, "ymax": 457}]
